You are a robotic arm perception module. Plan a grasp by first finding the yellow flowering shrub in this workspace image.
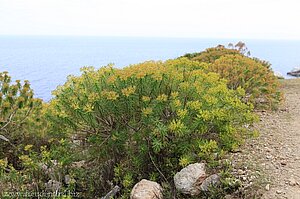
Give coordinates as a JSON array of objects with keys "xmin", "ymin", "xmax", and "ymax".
[
  {"xmin": 0, "ymin": 71, "xmax": 46, "ymax": 168},
  {"xmin": 181, "ymin": 45, "xmax": 281, "ymax": 109},
  {"xmin": 210, "ymin": 54, "xmax": 281, "ymax": 109},
  {"xmin": 185, "ymin": 45, "xmax": 240, "ymax": 63},
  {"xmin": 47, "ymin": 58, "xmax": 256, "ymax": 197}
]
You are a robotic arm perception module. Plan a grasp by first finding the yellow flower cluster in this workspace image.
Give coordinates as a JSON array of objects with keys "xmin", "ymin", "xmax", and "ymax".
[
  {"xmin": 88, "ymin": 93, "xmax": 100, "ymax": 103},
  {"xmin": 17, "ymin": 96, "xmax": 25, "ymax": 103},
  {"xmin": 83, "ymin": 104, "xmax": 94, "ymax": 113},
  {"xmin": 24, "ymin": 144, "xmax": 33, "ymax": 151},
  {"xmin": 0, "ymin": 158, "xmax": 8, "ymax": 168},
  {"xmin": 41, "ymin": 147, "xmax": 51, "ymax": 161},
  {"xmin": 121, "ymin": 86, "xmax": 136, "ymax": 97},
  {"xmin": 58, "ymin": 110, "xmax": 68, "ymax": 118},
  {"xmin": 170, "ymin": 92, "xmax": 179, "ymax": 99},
  {"xmin": 179, "ymin": 82, "xmax": 190, "ymax": 91},
  {"xmin": 177, "ymin": 109, "xmax": 188, "ymax": 118},
  {"xmin": 136, "ymin": 71, "xmax": 147, "ymax": 79},
  {"xmin": 113, "ymin": 61, "xmax": 168, "ymax": 82},
  {"xmin": 198, "ymin": 110, "xmax": 211, "ymax": 121},
  {"xmin": 101, "ymin": 90, "xmax": 119, "ymax": 101},
  {"xmin": 156, "ymin": 94, "xmax": 168, "ymax": 102},
  {"xmin": 19, "ymin": 155, "xmax": 34, "ymax": 167},
  {"xmin": 169, "ymin": 119, "xmax": 185, "ymax": 136},
  {"xmin": 203, "ymin": 95, "xmax": 218, "ymax": 105},
  {"xmin": 179, "ymin": 155, "xmax": 192, "ymax": 167},
  {"xmin": 2, "ymin": 101, "xmax": 10, "ymax": 108},
  {"xmin": 142, "ymin": 107, "xmax": 153, "ymax": 116},
  {"xmin": 71, "ymin": 102, "xmax": 80, "ymax": 110},
  {"xmin": 142, "ymin": 96, "xmax": 151, "ymax": 102},
  {"xmin": 172, "ymin": 99, "xmax": 182, "ymax": 108},
  {"xmin": 107, "ymin": 75, "xmax": 117, "ymax": 84},
  {"xmin": 187, "ymin": 100, "xmax": 202, "ymax": 110}
]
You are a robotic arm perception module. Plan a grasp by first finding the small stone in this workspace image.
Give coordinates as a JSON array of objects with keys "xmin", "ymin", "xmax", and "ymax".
[
  {"xmin": 200, "ymin": 174, "xmax": 221, "ymax": 192},
  {"xmin": 280, "ymin": 161, "xmax": 287, "ymax": 166},
  {"xmin": 265, "ymin": 184, "xmax": 270, "ymax": 191},
  {"xmin": 289, "ymin": 178, "xmax": 297, "ymax": 186},
  {"xmin": 130, "ymin": 179, "xmax": 163, "ymax": 199},
  {"xmin": 276, "ymin": 190, "xmax": 282, "ymax": 194},
  {"xmin": 64, "ymin": 175, "xmax": 71, "ymax": 184},
  {"xmin": 265, "ymin": 147, "xmax": 272, "ymax": 152},
  {"xmin": 224, "ymin": 195, "xmax": 231, "ymax": 199},
  {"xmin": 45, "ymin": 180, "xmax": 61, "ymax": 192},
  {"xmin": 71, "ymin": 160, "xmax": 85, "ymax": 168},
  {"xmin": 174, "ymin": 163, "xmax": 206, "ymax": 196},
  {"xmin": 237, "ymin": 169, "xmax": 244, "ymax": 175}
]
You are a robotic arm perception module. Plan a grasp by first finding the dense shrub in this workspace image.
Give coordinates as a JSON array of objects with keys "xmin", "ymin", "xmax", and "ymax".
[
  {"xmin": 0, "ymin": 72, "xmax": 46, "ymax": 163},
  {"xmin": 0, "ymin": 72, "xmax": 52, "ymax": 194},
  {"xmin": 183, "ymin": 46, "xmax": 241, "ymax": 63},
  {"xmin": 181, "ymin": 44, "xmax": 281, "ymax": 109},
  {"xmin": 209, "ymin": 54, "xmax": 281, "ymax": 109},
  {"xmin": 46, "ymin": 58, "xmax": 256, "ymax": 197},
  {"xmin": 183, "ymin": 44, "xmax": 272, "ymax": 69},
  {"xmin": 0, "ymin": 52, "xmax": 280, "ymax": 197}
]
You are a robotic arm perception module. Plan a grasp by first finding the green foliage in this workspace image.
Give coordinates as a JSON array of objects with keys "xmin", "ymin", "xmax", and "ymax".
[
  {"xmin": 0, "ymin": 72, "xmax": 47, "ymax": 167},
  {"xmin": 0, "ymin": 139, "xmax": 79, "ymax": 198},
  {"xmin": 182, "ymin": 43, "xmax": 271, "ymax": 69},
  {"xmin": 1, "ymin": 44, "xmax": 281, "ymax": 197},
  {"xmin": 181, "ymin": 44, "xmax": 281, "ymax": 109},
  {"xmin": 0, "ymin": 71, "xmax": 39, "ymax": 135},
  {"xmin": 191, "ymin": 46, "xmax": 241, "ymax": 63},
  {"xmin": 46, "ymin": 58, "xmax": 256, "ymax": 196},
  {"xmin": 0, "ymin": 72, "xmax": 59, "ymax": 197},
  {"xmin": 209, "ymin": 54, "xmax": 281, "ymax": 109}
]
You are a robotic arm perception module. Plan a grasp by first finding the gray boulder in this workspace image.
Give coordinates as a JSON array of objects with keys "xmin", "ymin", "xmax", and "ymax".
[
  {"xmin": 174, "ymin": 163, "xmax": 206, "ymax": 195},
  {"xmin": 287, "ymin": 67, "xmax": 300, "ymax": 77}
]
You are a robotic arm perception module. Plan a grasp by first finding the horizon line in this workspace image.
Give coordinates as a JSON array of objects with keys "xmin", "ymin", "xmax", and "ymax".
[{"xmin": 1, "ymin": 34, "xmax": 300, "ymax": 41}]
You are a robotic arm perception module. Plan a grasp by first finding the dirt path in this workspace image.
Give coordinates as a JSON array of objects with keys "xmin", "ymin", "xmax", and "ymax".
[
  {"xmin": 230, "ymin": 79, "xmax": 300, "ymax": 199},
  {"xmin": 259, "ymin": 79, "xmax": 300, "ymax": 198}
]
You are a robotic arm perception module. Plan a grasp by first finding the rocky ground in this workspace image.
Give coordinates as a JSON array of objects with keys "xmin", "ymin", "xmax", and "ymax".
[{"xmin": 229, "ymin": 79, "xmax": 300, "ymax": 199}]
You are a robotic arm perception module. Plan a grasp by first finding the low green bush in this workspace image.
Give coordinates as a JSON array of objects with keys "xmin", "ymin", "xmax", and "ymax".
[
  {"xmin": 2, "ymin": 51, "xmax": 278, "ymax": 197},
  {"xmin": 46, "ymin": 58, "xmax": 257, "ymax": 197},
  {"xmin": 181, "ymin": 44, "xmax": 281, "ymax": 109},
  {"xmin": 0, "ymin": 72, "xmax": 51, "ymax": 194},
  {"xmin": 183, "ymin": 45, "xmax": 241, "ymax": 63},
  {"xmin": 0, "ymin": 72, "xmax": 46, "ymax": 165},
  {"xmin": 210, "ymin": 54, "xmax": 281, "ymax": 109}
]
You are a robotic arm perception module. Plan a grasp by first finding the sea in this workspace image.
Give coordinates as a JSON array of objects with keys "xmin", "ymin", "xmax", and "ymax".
[{"xmin": 0, "ymin": 36, "xmax": 299, "ymax": 101}]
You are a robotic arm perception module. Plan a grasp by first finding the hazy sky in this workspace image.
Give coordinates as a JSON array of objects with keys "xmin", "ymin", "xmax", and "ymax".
[{"xmin": 1, "ymin": 0, "xmax": 300, "ymax": 39}]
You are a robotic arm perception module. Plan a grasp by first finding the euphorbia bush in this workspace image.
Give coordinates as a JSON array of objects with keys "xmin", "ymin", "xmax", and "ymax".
[
  {"xmin": 47, "ymin": 58, "xmax": 256, "ymax": 197},
  {"xmin": 183, "ymin": 45, "xmax": 272, "ymax": 69},
  {"xmin": 181, "ymin": 45, "xmax": 281, "ymax": 109},
  {"xmin": 183, "ymin": 46, "xmax": 241, "ymax": 63},
  {"xmin": 0, "ymin": 72, "xmax": 45, "ymax": 164},
  {"xmin": 209, "ymin": 54, "xmax": 281, "ymax": 109},
  {"xmin": 0, "ymin": 72, "xmax": 52, "ymax": 194}
]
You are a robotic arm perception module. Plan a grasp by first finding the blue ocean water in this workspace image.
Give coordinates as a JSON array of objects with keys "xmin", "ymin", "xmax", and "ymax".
[{"xmin": 0, "ymin": 36, "xmax": 299, "ymax": 101}]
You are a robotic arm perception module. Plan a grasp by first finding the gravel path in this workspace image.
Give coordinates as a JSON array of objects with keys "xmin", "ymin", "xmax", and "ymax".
[
  {"xmin": 230, "ymin": 79, "xmax": 300, "ymax": 199},
  {"xmin": 260, "ymin": 79, "xmax": 300, "ymax": 199}
]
